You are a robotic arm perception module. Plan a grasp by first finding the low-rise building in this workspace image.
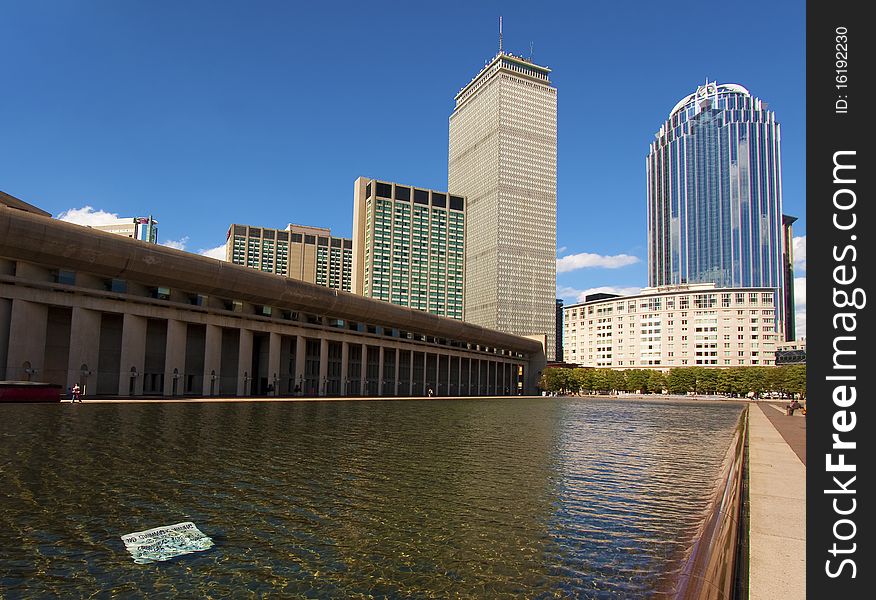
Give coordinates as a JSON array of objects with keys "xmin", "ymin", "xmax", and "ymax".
[
  {"xmin": 92, "ymin": 215, "xmax": 159, "ymax": 244},
  {"xmin": 563, "ymin": 283, "xmax": 778, "ymax": 370},
  {"xmin": 774, "ymin": 338, "xmax": 806, "ymax": 365}
]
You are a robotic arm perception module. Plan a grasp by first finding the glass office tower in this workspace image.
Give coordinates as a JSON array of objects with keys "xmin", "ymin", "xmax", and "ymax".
[{"xmin": 646, "ymin": 82, "xmax": 786, "ymax": 336}]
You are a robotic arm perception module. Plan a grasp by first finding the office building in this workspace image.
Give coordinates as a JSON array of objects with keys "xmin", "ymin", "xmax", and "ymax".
[
  {"xmin": 92, "ymin": 216, "xmax": 159, "ymax": 244},
  {"xmin": 563, "ymin": 283, "xmax": 778, "ymax": 370},
  {"xmin": 448, "ymin": 51, "xmax": 558, "ymax": 359},
  {"xmin": 1, "ymin": 202, "xmax": 544, "ymax": 397},
  {"xmin": 647, "ymin": 82, "xmax": 786, "ymax": 336},
  {"xmin": 226, "ymin": 223, "xmax": 353, "ymax": 292},
  {"xmin": 781, "ymin": 215, "xmax": 798, "ymax": 341},
  {"xmin": 352, "ymin": 177, "xmax": 465, "ymax": 319},
  {"xmin": 555, "ymin": 298, "xmax": 564, "ymax": 361}
]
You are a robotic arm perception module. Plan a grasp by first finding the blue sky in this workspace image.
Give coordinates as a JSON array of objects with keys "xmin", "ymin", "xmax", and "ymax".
[{"xmin": 1, "ymin": 0, "xmax": 806, "ymax": 334}]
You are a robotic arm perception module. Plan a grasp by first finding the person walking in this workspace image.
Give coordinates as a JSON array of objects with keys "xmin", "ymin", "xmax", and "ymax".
[{"xmin": 71, "ymin": 384, "xmax": 82, "ymax": 403}]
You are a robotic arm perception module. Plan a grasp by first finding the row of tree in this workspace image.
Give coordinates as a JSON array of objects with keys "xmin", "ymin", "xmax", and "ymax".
[{"xmin": 539, "ymin": 365, "xmax": 806, "ymax": 398}]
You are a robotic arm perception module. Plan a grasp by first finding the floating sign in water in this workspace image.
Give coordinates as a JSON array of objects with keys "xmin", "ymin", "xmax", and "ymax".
[{"xmin": 121, "ymin": 522, "xmax": 214, "ymax": 564}]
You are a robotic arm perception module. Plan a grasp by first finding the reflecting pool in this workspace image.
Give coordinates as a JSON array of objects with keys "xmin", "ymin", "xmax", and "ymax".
[{"xmin": 0, "ymin": 397, "xmax": 743, "ymax": 598}]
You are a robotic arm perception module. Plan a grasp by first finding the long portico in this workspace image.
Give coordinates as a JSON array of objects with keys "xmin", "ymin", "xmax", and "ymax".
[{"xmin": 1, "ymin": 206, "xmax": 544, "ymax": 398}]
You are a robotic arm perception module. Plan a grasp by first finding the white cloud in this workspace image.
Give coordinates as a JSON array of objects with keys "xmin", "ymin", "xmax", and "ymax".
[
  {"xmin": 794, "ymin": 276, "xmax": 805, "ymax": 309},
  {"xmin": 199, "ymin": 244, "xmax": 226, "ymax": 260},
  {"xmin": 793, "ymin": 235, "xmax": 806, "ymax": 272},
  {"xmin": 556, "ymin": 252, "xmax": 640, "ymax": 273},
  {"xmin": 795, "ymin": 311, "xmax": 806, "ymax": 339},
  {"xmin": 160, "ymin": 236, "xmax": 189, "ymax": 251},
  {"xmin": 794, "ymin": 275, "xmax": 806, "ymax": 339},
  {"xmin": 556, "ymin": 246, "xmax": 567, "ymax": 255},
  {"xmin": 56, "ymin": 206, "xmax": 120, "ymax": 226},
  {"xmin": 557, "ymin": 285, "xmax": 642, "ymax": 304}
]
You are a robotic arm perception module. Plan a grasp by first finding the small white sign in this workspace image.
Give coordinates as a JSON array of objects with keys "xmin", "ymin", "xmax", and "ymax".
[{"xmin": 121, "ymin": 522, "xmax": 214, "ymax": 564}]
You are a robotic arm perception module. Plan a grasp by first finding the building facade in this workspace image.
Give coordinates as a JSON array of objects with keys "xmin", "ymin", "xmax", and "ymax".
[
  {"xmin": 646, "ymin": 82, "xmax": 786, "ymax": 337},
  {"xmin": 774, "ymin": 338, "xmax": 805, "ymax": 365},
  {"xmin": 448, "ymin": 51, "xmax": 558, "ymax": 359},
  {"xmin": 226, "ymin": 223, "xmax": 353, "ymax": 292},
  {"xmin": 781, "ymin": 215, "xmax": 798, "ymax": 341},
  {"xmin": 1, "ymin": 206, "xmax": 544, "ymax": 397},
  {"xmin": 563, "ymin": 283, "xmax": 778, "ymax": 370},
  {"xmin": 352, "ymin": 177, "xmax": 465, "ymax": 319},
  {"xmin": 92, "ymin": 216, "xmax": 159, "ymax": 244}
]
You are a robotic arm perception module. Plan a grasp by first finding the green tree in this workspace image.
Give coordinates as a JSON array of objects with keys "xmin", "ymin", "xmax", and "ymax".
[
  {"xmin": 648, "ymin": 370, "xmax": 667, "ymax": 394},
  {"xmin": 697, "ymin": 368, "xmax": 720, "ymax": 394},
  {"xmin": 607, "ymin": 370, "xmax": 626, "ymax": 394},
  {"xmin": 667, "ymin": 368, "xmax": 696, "ymax": 394},
  {"xmin": 784, "ymin": 364, "xmax": 806, "ymax": 399},
  {"xmin": 591, "ymin": 369, "xmax": 611, "ymax": 394},
  {"xmin": 572, "ymin": 368, "xmax": 594, "ymax": 394},
  {"xmin": 625, "ymin": 369, "xmax": 649, "ymax": 393},
  {"xmin": 539, "ymin": 368, "xmax": 572, "ymax": 393}
]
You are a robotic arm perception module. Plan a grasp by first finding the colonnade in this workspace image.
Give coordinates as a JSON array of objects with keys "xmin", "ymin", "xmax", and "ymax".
[{"xmin": 1, "ymin": 295, "xmax": 525, "ymax": 398}]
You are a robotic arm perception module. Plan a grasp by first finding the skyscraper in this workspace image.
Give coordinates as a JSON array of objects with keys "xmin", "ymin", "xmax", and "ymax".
[
  {"xmin": 226, "ymin": 223, "xmax": 353, "ymax": 291},
  {"xmin": 449, "ymin": 51, "xmax": 557, "ymax": 359},
  {"xmin": 646, "ymin": 81, "xmax": 786, "ymax": 336},
  {"xmin": 352, "ymin": 177, "xmax": 465, "ymax": 319}
]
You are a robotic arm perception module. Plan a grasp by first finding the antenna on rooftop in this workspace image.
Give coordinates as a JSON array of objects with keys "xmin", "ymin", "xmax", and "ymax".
[
  {"xmin": 499, "ymin": 16, "xmax": 503, "ymax": 53},
  {"xmin": 529, "ymin": 41, "xmax": 533, "ymax": 61}
]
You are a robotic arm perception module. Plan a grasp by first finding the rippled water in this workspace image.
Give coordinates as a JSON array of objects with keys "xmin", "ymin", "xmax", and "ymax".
[{"xmin": 0, "ymin": 398, "xmax": 742, "ymax": 598}]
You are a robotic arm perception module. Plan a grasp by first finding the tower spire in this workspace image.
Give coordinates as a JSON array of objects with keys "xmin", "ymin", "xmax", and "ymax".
[{"xmin": 499, "ymin": 16, "xmax": 503, "ymax": 53}]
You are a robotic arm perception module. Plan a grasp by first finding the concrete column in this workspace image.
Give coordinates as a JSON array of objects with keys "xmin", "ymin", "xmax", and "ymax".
[
  {"xmin": 163, "ymin": 319, "xmax": 187, "ymax": 396},
  {"xmin": 294, "ymin": 335, "xmax": 306, "ymax": 394},
  {"xmin": 318, "ymin": 337, "xmax": 328, "ymax": 396},
  {"xmin": 118, "ymin": 313, "xmax": 146, "ymax": 396},
  {"xmin": 66, "ymin": 306, "xmax": 101, "ymax": 394},
  {"xmin": 467, "ymin": 358, "xmax": 472, "ymax": 396},
  {"xmin": 393, "ymin": 346, "xmax": 400, "ymax": 396},
  {"xmin": 377, "ymin": 345, "xmax": 385, "ymax": 396},
  {"xmin": 0, "ymin": 298, "xmax": 12, "ymax": 380},
  {"xmin": 268, "ymin": 332, "xmax": 282, "ymax": 396},
  {"xmin": 5, "ymin": 299, "xmax": 48, "ymax": 381},
  {"xmin": 237, "ymin": 329, "xmax": 253, "ymax": 396},
  {"xmin": 446, "ymin": 354, "xmax": 452, "ymax": 396},
  {"xmin": 477, "ymin": 359, "xmax": 482, "ymax": 396},
  {"xmin": 359, "ymin": 343, "xmax": 367, "ymax": 396},
  {"xmin": 203, "ymin": 324, "xmax": 222, "ymax": 396},
  {"xmin": 423, "ymin": 351, "xmax": 428, "ymax": 395},
  {"xmin": 495, "ymin": 361, "xmax": 500, "ymax": 395},
  {"xmin": 457, "ymin": 355, "xmax": 463, "ymax": 397},
  {"xmin": 409, "ymin": 350, "xmax": 414, "ymax": 397},
  {"xmin": 340, "ymin": 341, "xmax": 349, "ymax": 396}
]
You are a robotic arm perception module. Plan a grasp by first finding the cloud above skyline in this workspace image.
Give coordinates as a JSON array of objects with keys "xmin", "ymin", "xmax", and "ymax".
[
  {"xmin": 557, "ymin": 285, "xmax": 643, "ymax": 304},
  {"xmin": 160, "ymin": 236, "xmax": 189, "ymax": 251},
  {"xmin": 56, "ymin": 205, "xmax": 120, "ymax": 226},
  {"xmin": 199, "ymin": 245, "xmax": 226, "ymax": 260},
  {"xmin": 556, "ymin": 252, "xmax": 640, "ymax": 273},
  {"xmin": 793, "ymin": 235, "xmax": 806, "ymax": 271}
]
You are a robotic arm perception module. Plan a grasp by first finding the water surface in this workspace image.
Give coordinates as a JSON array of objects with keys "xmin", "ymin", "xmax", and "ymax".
[{"xmin": 0, "ymin": 397, "xmax": 743, "ymax": 598}]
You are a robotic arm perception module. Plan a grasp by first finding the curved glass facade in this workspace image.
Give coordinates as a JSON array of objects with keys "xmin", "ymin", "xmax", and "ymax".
[{"xmin": 646, "ymin": 82, "xmax": 785, "ymax": 334}]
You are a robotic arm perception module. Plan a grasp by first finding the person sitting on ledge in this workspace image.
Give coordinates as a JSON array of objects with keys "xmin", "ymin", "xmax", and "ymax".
[{"xmin": 786, "ymin": 399, "xmax": 801, "ymax": 416}]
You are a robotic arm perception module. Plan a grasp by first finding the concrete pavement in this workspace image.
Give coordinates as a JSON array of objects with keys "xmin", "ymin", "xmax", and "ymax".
[{"xmin": 748, "ymin": 402, "xmax": 806, "ymax": 599}]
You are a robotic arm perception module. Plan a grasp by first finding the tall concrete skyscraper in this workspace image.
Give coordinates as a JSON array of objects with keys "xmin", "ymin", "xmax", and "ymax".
[
  {"xmin": 647, "ymin": 81, "xmax": 786, "ymax": 337},
  {"xmin": 449, "ymin": 51, "xmax": 557, "ymax": 359}
]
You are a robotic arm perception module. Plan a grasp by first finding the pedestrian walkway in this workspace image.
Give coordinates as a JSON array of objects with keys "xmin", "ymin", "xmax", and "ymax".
[{"xmin": 748, "ymin": 402, "xmax": 806, "ymax": 599}]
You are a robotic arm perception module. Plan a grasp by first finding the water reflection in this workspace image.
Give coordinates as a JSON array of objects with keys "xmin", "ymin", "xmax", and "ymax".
[{"xmin": 0, "ymin": 398, "xmax": 742, "ymax": 597}]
